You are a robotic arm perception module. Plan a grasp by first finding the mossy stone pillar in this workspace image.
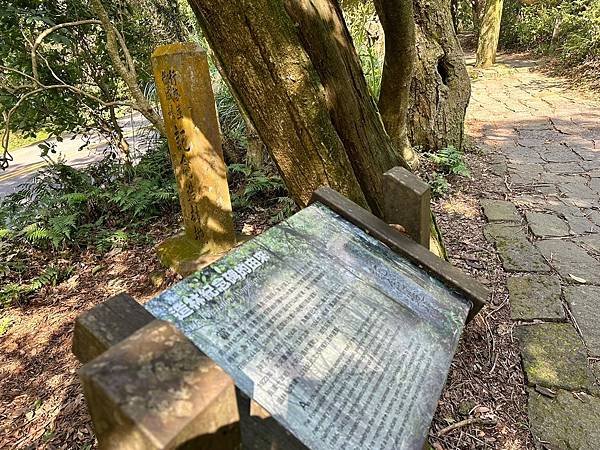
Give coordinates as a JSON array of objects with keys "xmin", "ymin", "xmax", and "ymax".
[{"xmin": 152, "ymin": 43, "xmax": 235, "ymax": 261}]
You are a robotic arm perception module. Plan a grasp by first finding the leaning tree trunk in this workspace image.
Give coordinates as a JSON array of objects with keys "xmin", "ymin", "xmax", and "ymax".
[
  {"xmin": 409, "ymin": 0, "xmax": 471, "ymax": 151},
  {"xmin": 374, "ymin": 0, "xmax": 419, "ymax": 169},
  {"xmin": 282, "ymin": 0, "xmax": 407, "ymax": 215},
  {"xmin": 187, "ymin": 0, "xmax": 367, "ymax": 210},
  {"xmin": 188, "ymin": 0, "xmax": 407, "ymax": 216},
  {"xmin": 475, "ymin": 0, "xmax": 504, "ymax": 68}
]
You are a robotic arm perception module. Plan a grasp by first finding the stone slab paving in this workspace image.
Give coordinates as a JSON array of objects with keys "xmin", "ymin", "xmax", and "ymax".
[
  {"xmin": 564, "ymin": 286, "xmax": 600, "ymax": 356},
  {"xmin": 516, "ymin": 323, "xmax": 594, "ymax": 392},
  {"xmin": 480, "ymin": 199, "xmax": 521, "ymax": 222},
  {"xmin": 536, "ymin": 240, "xmax": 600, "ymax": 284},
  {"xmin": 483, "ymin": 223, "xmax": 550, "ymax": 272},
  {"xmin": 529, "ymin": 390, "xmax": 600, "ymax": 449},
  {"xmin": 470, "ymin": 53, "xmax": 600, "ymax": 448},
  {"xmin": 507, "ymin": 275, "xmax": 565, "ymax": 321},
  {"xmin": 525, "ymin": 212, "xmax": 570, "ymax": 238}
]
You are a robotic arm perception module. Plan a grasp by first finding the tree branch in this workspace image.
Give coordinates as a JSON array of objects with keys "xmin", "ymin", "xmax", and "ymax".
[
  {"xmin": 31, "ymin": 19, "xmax": 102, "ymax": 80},
  {"xmin": 89, "ymin": 0, "xmax": 166, "ymax": 135}
]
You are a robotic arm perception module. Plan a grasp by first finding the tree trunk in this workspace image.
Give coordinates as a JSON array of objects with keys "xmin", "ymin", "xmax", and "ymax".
[
  {"xmin": 187, "ymin": 0, "xmax": 368, "ymax": 209},
  {"xmin": 374, "ymin": 0, "xmax": 419, "ymax": 169},
  {"xmin": 189, "ymin": 0, "xmax": 412, "ymax": 216},
  {"xmin": 409, "ymin": 0, "xmax": 471, "ymax": 151},
  {"xmin": 475, "ymin": 0, "xmax": 504, "ymax": 68},
  {"xmin": 472, "ymin": 0, "xmax": 486, "ymax": 37},
  {"xmin": 451, "ymin": 0, "xmax": 460, "ymax": 32},
  {"xmin": 282, "ymin": 0, "xmax": 407, "ymax": 215}
]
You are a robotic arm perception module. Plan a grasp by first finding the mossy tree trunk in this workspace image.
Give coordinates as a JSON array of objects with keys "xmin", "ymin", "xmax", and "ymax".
[
  {"xmin": 188, "ymin": 0, "xmax": 409, "ymax": 216},
  {"xmin": 475, "ymin": 0, "xmax": 504, "ymax": 68},
  {"xmin": 282, "ymin": 0, "xmax": 407, "ymax": 215},
  {"xmin": 374, "ymin": 0, "xmax": 419, "ymax": 169},
  {"xmin": 409, "ymin": 0, "xmax": 471, "ymax": 151},
  {"xmin": 187, "ymin": 0, "xmax": 450, "ymax": 256},
  {"xmin": 187, "ymin": 0, "xmax": 369, "ymax": 210},
  {"xmin": 472, "ymin": 0, "xmax": 486, "ymax": 37}
]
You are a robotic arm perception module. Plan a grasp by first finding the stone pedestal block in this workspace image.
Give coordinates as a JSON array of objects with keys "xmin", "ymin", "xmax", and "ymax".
[
  {"xmin": 152, "ymin": 43, "xmax": 235, "ymax": 253},
  {"xmin": 382, "ymin": 166, "xmax": 431, "ymax": 248},
  {"xmin": 72, "ymin": 293, "xmax": 154, "ymax": 364},
  {"xmin": 79, "ymin": 320, "xmax": 240, "ymax": 449}
]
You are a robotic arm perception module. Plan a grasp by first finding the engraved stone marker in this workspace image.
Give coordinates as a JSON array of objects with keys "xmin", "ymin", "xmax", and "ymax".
[
  {"xmin": 152, "ymin": 43, "xmax": 235, "ymax": 255},
  {"xmin": 146, "ymin": 203, "xmax": 474, "ymax": 449}
]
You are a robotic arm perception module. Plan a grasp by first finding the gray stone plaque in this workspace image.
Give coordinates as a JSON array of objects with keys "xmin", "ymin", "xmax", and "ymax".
[{"xmin": 146, "ymin": 203, "xmax": 472, "ymax": 449}]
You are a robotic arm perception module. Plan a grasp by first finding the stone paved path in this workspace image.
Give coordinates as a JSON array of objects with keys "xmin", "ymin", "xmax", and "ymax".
[{"xmin": 467, "ymin": 53, "xmax": 600, "ymax": 448}]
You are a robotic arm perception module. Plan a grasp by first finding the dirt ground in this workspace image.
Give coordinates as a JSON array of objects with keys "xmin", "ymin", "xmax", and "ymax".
[
  {"xmin": 429, "ymin": 148, "xmax": 532, "ymax": 449},
  {"xmin": 0, "ymin": 158, "xmax": 531, "ymax": 450},
  {"xmin": 0, "ymin": 58, "xmax": 554, "ymax": 450}
]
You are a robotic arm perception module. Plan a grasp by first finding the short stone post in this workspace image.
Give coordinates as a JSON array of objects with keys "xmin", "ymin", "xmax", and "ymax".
[
  {"xmin": 382, "ymin": 166, "xmax": 431, "ymax": 249},
  {"xmin": 79, "ymin": 320, "xmax": 240, "ymax": 449},
  {"xmin": 152, "ymin": 43, "xmax": 235, "ymax": 274}
]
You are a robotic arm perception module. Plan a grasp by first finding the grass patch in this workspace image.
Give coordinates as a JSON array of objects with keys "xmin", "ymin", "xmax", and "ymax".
[{"xmin": 7, "ymin": 131, "xmax": 50, "ymax": 151}]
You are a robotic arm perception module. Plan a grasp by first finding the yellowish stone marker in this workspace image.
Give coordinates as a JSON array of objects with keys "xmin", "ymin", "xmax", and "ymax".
[{"xmin": 152, "ymin": 43, "xmax": 235, "ymax": 274}]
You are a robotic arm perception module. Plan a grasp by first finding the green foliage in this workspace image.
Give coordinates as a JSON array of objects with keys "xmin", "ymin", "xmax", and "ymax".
[
  {"xmin": 424, "ymin": 146, "xmax": 470, "ymax": 197},
  {"xmin": 500, "ymin": 0, "xmax": 600, "ymax": 69},
  {"xmin": 229, "ymin": 163, "xmax": 287, "ymax": 208},
  {"xmin": 343, "ymin": 1, "xmax": 384, "ymax": 99},
  {"xmin": 0, "ymin": 264, "xmax": 73, "ymax": 307},
  {"xmin": 228, "ymin": 163, "xmax": 297, "ymax": 223},
  {"xmin": 0, "ymin": 316, "xmax": 13, "ymax": 336},
  {"xmin": 6, "ymin": 130, "xmax": 50, "ymax": 151},
  {"xmin": 0, "ymin": 0, "xmax": 189, "ymax": 165},
  {"xmin": 0, "ymin": 140, "xmax": 178, "ymax": 251},
  {"xmin": 429, "ymin": 173, "xmax": 451, "ymax": 198},
  {"xmin": 428, "ymin": 146, "xmax": 471, "ymax": 177}
]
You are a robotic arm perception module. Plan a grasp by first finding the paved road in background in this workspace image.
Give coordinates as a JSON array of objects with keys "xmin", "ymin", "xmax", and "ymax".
[{"xmin": 0, "ymin": 114, "xmax": 151, "ymax": 199}]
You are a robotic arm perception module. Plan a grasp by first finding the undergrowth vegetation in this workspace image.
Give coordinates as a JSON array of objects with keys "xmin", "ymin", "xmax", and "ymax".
[
  {"xmin": 421, "ymin": 146, "xmax": 472, "ymax": 198},
  {"xmin": 500, "ymin": 0, "xmax": 600, "ymax": 78},
  {"xmin": 0, "ymin": 141, "xmax": 179, "ymax": 251},
  {"xmin": 501, "ymin": 0, "xmax": 600, "ymax": 67}
]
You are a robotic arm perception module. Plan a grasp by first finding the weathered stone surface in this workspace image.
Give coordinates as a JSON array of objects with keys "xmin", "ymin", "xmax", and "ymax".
[
  {"xmin": 72, "ymin": 293, "xmax": 154, "ymax": 364},
  {"xmin": 567, "ymin": 215, "xmax": 600, "ymax": 234},
  {"xmin": 529, "ymin": 389, "xmax": 600, "ymax": 449},
  {"xmin": 590, "ymin": 177, "xmax": 600, "ymax": 195},
  {"xmin": 516, "ymin": 323, "xmax": 593, "ymax": 391},
  {"xmin": 560, "ymin": 180, "xmax": 598, "ymax": 208},
  {"xmin": 504, "ymin": 147, "xmax": 545, "ymax": 165},
  {"xmin": 564, "ymin": 286, "xmax": 600, "ymax": 356},
  {"xmin": 152, "ymin": 43, "xmax": 235, "ymax": 252},
  {"xmin": 480, "ymin": 199, "xmax": 521, "ymax": 223},
  {"xmin": 157, "ymin": 233, "xmax": 225, "ymax": 277},
  {"xmin": 489, "ymin": 154, "xmax": 508, "ymax": 177},
  {"xmin": 541, "ymin": 147, "xmax": 581, "ymax": 163},
  {"xmin": 525, "ymin": 212, "xmax": 569, "ymax": 237},
  {"xmin": 587, "ymin": 209, "xmax": 600, "ymax": 226},
  {"xmin": 547, "ymin": 204, "xmax": 600, "ymax": 234},
  {"xmin": 484, "ymin": 223, "xmax": 550, "ymax": 272},
  {"xmin": 576, "ymin": 234, "xmax": 600, "ymax": 255},
  {"xmin": 79, "ymin": 320, "xmax": 240, "ymax": 449},
  {"xmin": 507, "ymin": 275, "xmax": 564, "ymax": 321},
  {"xmin": 545, "ymin": 162, "xmax": 585, "ymax": 173},
  {"xmin": 536, "ymin": 240, "xmax": 600, "ymax": 284},
  {"xmin": 508, "ymin": 163, "xmax": 543, "ymax": 185}
]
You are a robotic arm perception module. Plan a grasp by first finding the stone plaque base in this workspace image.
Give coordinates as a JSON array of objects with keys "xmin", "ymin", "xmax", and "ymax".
[{"xmin": 157, "ymin": 234, "xmax": 227, "ymax": 277}]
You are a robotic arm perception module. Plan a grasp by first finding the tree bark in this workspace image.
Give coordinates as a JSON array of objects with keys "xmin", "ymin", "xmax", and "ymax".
[
  {"xmin": 373, "ymin": 0, "xmax": 418, "ymax": 169},
  {"xmin": 90, "ymin": 0, "xmax": 166, "ymax": 136},
  {"xmin": 282, "ymin": 0, "xmax": 407, "ymax": 214},
  {"xmin": 472, "ymin": 0, "xmax": 486, "ymax": 37},
  {"xmin": 187, "ymin": 0, "xmax": 368, "ymax": 209},
  {"xmin": 409, "ymin": 0, "xmax": 471, "ymax": 151},
  {"xmin": 475, "ymin": 0, "xmax": 504, "ymax": 68}
]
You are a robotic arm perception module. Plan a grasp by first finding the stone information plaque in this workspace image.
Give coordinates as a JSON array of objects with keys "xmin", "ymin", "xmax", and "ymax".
[{"xmin": 146, "ymin": 203, "xmax": 472, "ymax": 449}]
